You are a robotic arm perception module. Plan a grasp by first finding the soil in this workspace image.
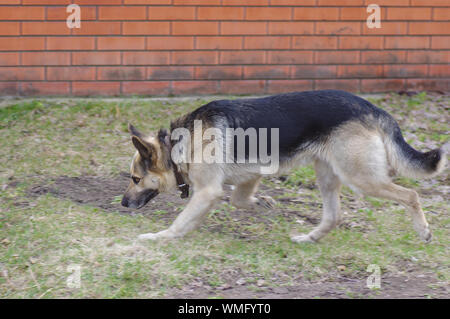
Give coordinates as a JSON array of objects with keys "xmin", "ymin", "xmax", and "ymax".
[{"xmin": 26, "ymin": 174, "xmax": 449, "ymax": 299}]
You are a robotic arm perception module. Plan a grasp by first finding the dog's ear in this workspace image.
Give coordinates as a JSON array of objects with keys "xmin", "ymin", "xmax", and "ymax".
[
  {"xmin": 157, "ymin": 128, "xmax": 170, "ymax": 147},
  {"xmin": 131, "ymin": 135, "xmax": 152, "ymax": 160},
  {"xmin": 128, "ymin": 123, "xmax": 142, "ymax": 138}
]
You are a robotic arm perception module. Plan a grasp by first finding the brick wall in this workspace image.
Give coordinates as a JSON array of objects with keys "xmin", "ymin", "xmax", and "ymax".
[{"xmin": 0, "ymin": 0, "xmax": 448, "ymax": 96}]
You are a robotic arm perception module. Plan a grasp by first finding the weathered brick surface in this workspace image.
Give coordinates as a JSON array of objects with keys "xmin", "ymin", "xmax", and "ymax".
[{"xmin": 0, "ymin": 2, "xmax": 448, "ymax": 95}]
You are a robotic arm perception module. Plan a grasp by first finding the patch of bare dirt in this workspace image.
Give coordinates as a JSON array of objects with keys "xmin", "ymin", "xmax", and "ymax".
[
  {"xmin": 169, "ymin": 273, "xmax": 448, "ymax": 299},
  {"xmin": 26, "ymin": 174, "xmax": 320, "ymax": 229}
]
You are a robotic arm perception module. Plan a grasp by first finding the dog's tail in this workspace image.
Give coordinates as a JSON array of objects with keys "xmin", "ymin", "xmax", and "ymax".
[{"xmin": 382, "ymin": 120, "xmax": 447, "ymax": 179}]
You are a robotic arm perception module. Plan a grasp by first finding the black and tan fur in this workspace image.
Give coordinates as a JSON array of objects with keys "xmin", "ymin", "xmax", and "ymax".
[{"xmin": 122, "ymin": 90, "xmax": 447, "ymax": 243}]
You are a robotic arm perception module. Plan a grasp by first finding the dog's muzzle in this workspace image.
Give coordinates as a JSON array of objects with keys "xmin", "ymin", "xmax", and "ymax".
[{"xmin": 121, "ymin": 189, "xmax": 159, "ymax": 209}]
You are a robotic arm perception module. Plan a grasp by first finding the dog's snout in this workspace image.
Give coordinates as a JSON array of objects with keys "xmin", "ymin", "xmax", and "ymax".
[{"xmin": 121, "ymin": 196, "xmax": 129, "ymax": 208}]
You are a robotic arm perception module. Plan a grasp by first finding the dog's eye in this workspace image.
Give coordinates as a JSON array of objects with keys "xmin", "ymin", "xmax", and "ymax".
[{"xmin": 132, "ymin": 176, "xmax": 141, "ymax": 185}]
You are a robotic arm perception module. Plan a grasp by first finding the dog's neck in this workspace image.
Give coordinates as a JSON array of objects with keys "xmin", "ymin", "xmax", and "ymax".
[{"xmin": 168, "ymin": 137, "xmax": 189, "ymax": 199}]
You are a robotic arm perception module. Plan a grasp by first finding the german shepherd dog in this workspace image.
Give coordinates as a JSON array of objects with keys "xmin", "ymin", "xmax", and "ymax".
[{"xmin": 122, "ymin": 90, "xmax": 446, "ymax": 243}]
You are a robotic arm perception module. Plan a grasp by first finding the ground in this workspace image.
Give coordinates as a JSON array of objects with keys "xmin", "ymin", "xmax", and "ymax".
[{"xmin": 0, "ymin": 92, "xmax": 448, "ymax": 299}]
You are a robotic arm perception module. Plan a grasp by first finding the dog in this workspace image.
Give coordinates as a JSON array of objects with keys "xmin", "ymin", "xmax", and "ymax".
[{"xmin": 121, "ymin": 90, "xmax": 446, "ymax": 243}]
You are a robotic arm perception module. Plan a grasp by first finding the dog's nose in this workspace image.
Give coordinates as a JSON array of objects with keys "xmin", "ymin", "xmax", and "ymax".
[{"xmin": 121, "ymin": 196, "xmax": 129, "ymax": 207}]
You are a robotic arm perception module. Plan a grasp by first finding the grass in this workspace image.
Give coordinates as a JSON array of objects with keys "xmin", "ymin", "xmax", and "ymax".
[{"xmin": 0, "ymin": 93, "xmax": 449, "ymax": 298}]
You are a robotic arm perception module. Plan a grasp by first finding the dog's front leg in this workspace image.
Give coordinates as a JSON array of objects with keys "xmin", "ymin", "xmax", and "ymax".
[{"xmin": 138, "ymin": 185, "xmax": 223, "ymax": 241}]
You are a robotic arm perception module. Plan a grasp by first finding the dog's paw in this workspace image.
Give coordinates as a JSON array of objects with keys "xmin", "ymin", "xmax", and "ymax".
[
  {"xmin": 138, "ymin": 232, "xmax": 161, "ymax": 241},
  {"xmin": 256, "ymin": 195, "xmax": 276, "ymax": 210},
  {"xmin": 291, "ymin": 234, "xmax": 316, "ymax": 244},
  {"xmin": 419, "ymin": 228, "xmax": 432, "ymax": 243}
]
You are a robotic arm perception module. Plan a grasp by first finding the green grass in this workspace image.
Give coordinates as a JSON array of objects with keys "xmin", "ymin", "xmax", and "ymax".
[{"xmin": 0, "ymin": 93, "xmax": 449, "ymax": 298}]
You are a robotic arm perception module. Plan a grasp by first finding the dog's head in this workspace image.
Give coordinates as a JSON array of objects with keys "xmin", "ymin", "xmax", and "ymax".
[{"xmin": 121, "ymin": 124, "xmax": 177, "ymax": 209}]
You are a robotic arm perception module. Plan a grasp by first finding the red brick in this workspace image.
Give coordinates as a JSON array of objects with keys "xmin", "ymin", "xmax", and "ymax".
[
  {"xmin": 434, "ymin": 8, "xmax": 450, "ymax": 21},
  {"xmin": 361, "ymin": 51, "xmax": 406, "ymax": 64},
  {"xmin": 77, "ymin": 0, "xmax": 121, "ymax": 3},
  {"xmin": 338, "ymin": 65, "xmax": 383, "ymax": 78},
  {"xmin": 267, "ymin": 80, "xmax": 312, "ymax": 93},
  {"xmin": 268, "ymin": 22, "xmax": 313, "ymax": 35},
  {"xmin": 123, "ymin": 52, "xmax": 170, "ymax": 65},
  {"xmin": 122, "ymin": 81, "xmax": 170, "ymax": 96},
  {"xmin": 0, "ymin": 53, "xmax": 19, "ymax": 66},
  {"xmin": 172, "ymin": 22, "xmax": 218, "ymax": 35},
  {"xmin": 363, "ymin": 22, "xmax": 407, "ymax": 35},
  {"xmin": 147, "ymin": 37, "xmax": 194, "ymax": 50},
  {"xmin": 73, "ymin": 52, "xmax": 121, "ymax": 65},
  {"xmin": 195, "ymin": 66, "xmax": 242, "ymax": 80},
  {"xmin": 268, "ymin": 51, "xmax": 313, "ymax": 64},
  {"xmin": 387, "ymin": 8, "xmax": 431, "ymax": 20},
  {"xmin": 318, "ymin": 0, "xmax": 363, "ymax": 4},
  {"xmin": 99, "ymin": 6, "xmax": 147, "ymax": 20},
  {"xmin": 407, "ymin": 51, "xmax": 449, "ymax": 64},
  {"xmin": 47, "ymin": 67, "xmax": 96, "ymax": 81},
  {"xmin": 0, "ymin": 22, "xmax": 20, "ymax": 36},
  {"xmin": 341, "ymin": 7, "xmax": 385, "ymax": 21},
  {"xmin": 73, "ymin": 22, "xmax": 121, "ymax": 35},
  {"xmin": 315, "ymin": 51, "xmax": 360, "ymax": 64},
  {"xmin": 294, "ymin": 8, "xmax": 339, "ymax": 21},
  {"xmin": 72, "ymin": 82, "xmax": 121, "ymax": 96},
  {"xmin": 316, "ymin": 22, "xmax": 361, "ymax": 35},
  {"xmin": 364, "ymin": 0, "xmax": 408, "ymax": 5},
  {"xmin": 47, "ymin": 7, "xmax": 96, "ymax": 20},
  {"xmin": 198, "ymin": 7, "xmax": 244, "ymax": 20},
  {"xmin": 172, "ymin": 51, "xmax": 217, "ymax": 65},
  {"xmin": 98, "ymin": 67, "xmax": 146, "ymax": 80},
  {"xmin": 220, "ymin": 51, "xmax": 265, "ymax": 64},
  {"xmin": 0, "ymin": 37, "xmax": 45, "ymax": 51},
  {"xmin": 246, "ymin": 7, "xmax": 291, "ymax": 20},
  {"xmin": 361, "ymin": 79, "xmax": 405, "ymax": 93},
  {"xmin": 0, "ymin": 0, "xmax": 20, "ymax": 3},
  {"xmin": 220, "ymin": 80, "xmax": 265, "ymax": 94},
  {"xmin": 411, "ymin": 0, "xmax": 449, "ymax": 5},
  {"xmin": 47, "ymin": 37, "xmax": 95, "ymax": 50},
  {"xmin": 406, "ymin": 79, "xmax": 448, "ymax": 92},
  {"xmin": 244, "ymin": 36, "xmax": 290, "ymax": 49},
  {"xmin": 275, "ymin": 0, "xmax": 315, "ymax": 4},
  {"xmin": 429, "ymin": 65, "xmax": 450, "ymax": 77},
  {"xmin": 222, "ymin": 0, "xmax": 268, "ymax": 5},
  {"xmin": 148, "ymin": 6, "xmax": 196, "ymax": 20},
  {"xmin": 339, "ymin": 36, "xmax": 383, "ymax": 49},
  {"xmin": 384, "ymin": 65, "xmax": 428, "ymax": 78},
  {"xmin": 97, "ymin": 37, "xmax": 145, "ymax": 50},
  {"xmin": 431, "ymin": 37, "xmax": 450, "ymax": 49},
  {"xmin": 0, "ymin": 67, "xmax": 44, "ymax": 81},
  {"xmin": 147, "ymin": 66, "xmax": 194, "ymax": 80},
  {"xmin": 410, "ymin": 23, "xmax": 450, "ymax": 35},
  {"xmin": 123, "ymin": 22, "xmax": 170, "ymax": 35},
  {"xmin": 173, "ymin": 0, "xmax": 220, "ymax": 4},
  {"xmin": 22, "ymin": 22, "xmax": 71, "ymax": 36},
  {"xmin": 196, "ymin": 37, "xmax": 242, "ymax": 50},
  {"xmin": 0, "ymin": 82, "xmax": 19, "ymax": 95},
  {"xmin": 385, "ymin": 37, "xmax": 429, "ymax": 49},
  {"xmin": 315, "ymin": 79, "xmax": 360, "ymax": 92},
  {"xmin": 0, "ymin": 7, "xmax": 44, "ymax": 20},
  {"xmin": 244, "ymin": 66, "xmax": 290, "ymax": 79},
  {"xmin": 23, "ymin": 0, "xmax": 70, "ymax": 3},
  {"xmin": 22, "ymin": 52, "xmax": 70, "ymax": 66},
  {"xmin": 221, "ymin": 22, "xmax": 267, "ymax": 35},
  {"xmin": 292, "ymin": 65, "xmax": 337, "ymax": 79},
  {"xmin": 293, "ymin": 36, "xmax": 337, "ymax": 50},
  {"xmin": 21, "ymin": 82, "xmax": 70, "ymax": 96},
  {"xmin": 172, "ymin": 81, "xmax": 219, "ymax": 95},
  {"xmin": 125, "ymin": 0, "xmax": 170, "ymax": 4}
]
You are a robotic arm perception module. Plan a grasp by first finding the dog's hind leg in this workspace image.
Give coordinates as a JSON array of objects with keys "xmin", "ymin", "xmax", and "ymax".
[
  {"xmin": 231, "ymin": 177, "xmax": 276, "ymax": 210},
  {"xmin": 291, "ymin": 159, "xmax": 342, "ymax": 243},
  {"xmin": 359, "ymin": 183, "xmax": 431, "ymax": 243}
]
